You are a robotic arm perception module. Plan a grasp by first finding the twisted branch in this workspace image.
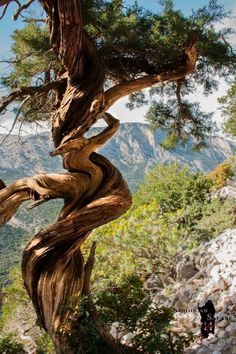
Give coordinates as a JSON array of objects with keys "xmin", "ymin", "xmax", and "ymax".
[
  {"xmin": 104, "ymin": 33, "xmax": 198, "ymax": 110},
  {"xmin": 0, "ymin": 0, "xmax": 35, "ymax": 20},
  {"xmin": 0, "ymin": 79, "xmax": 66, "ymax": 114}
]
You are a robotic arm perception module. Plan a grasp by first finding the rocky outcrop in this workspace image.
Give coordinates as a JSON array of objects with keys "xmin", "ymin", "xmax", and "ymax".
[
  {"xmin": 213, "ymin": 185, "xmax": 236, "ymax": 200},
  {"xmin": 153, "ymin": 228, "xmax": 236, "ymax": 353}
]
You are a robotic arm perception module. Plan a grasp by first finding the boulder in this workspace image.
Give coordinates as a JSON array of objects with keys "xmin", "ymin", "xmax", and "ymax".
[{"xmin": 176, "ymin": 260, "xmax": 198, "ymax": 281}]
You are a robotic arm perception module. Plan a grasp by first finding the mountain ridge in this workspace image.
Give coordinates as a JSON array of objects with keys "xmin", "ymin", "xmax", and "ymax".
[{"xmin": 0, "ymin": 122, "xmax": 235, "ymax": 191}]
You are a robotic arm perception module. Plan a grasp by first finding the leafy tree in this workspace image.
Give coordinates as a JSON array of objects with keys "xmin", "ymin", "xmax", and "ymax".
[
  {"xmin": 89, "ymin": 164, "xmax": 212, "ymax": 289},
  {"xmin": 0, "ymin": 0, "xmax": 235, "ymax": 353},
  {"xmin": 219, "ymin": 80, "xmax": 236, "ymax": 136},
  {"xmin": 134, "ymin": 164, "xmax": 211, "ymax": 211}
]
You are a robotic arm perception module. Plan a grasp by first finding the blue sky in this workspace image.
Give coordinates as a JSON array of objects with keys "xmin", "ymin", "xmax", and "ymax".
[
  {"xmin": 126, "ymin": 0, "xmax": 235, "ymax": 13},
  {"xmin": 0, "ymin": 1, "xmax": 235, "ymax": 134},
  {"xmin": 1, "ymin": 0, "xmax": 235, "ymax": 57}
]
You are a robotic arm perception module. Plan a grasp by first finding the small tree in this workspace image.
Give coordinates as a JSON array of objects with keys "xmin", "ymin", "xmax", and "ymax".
[{"xmin": 0, "ymin": 0, "xmax": 235, "ymax": 353}]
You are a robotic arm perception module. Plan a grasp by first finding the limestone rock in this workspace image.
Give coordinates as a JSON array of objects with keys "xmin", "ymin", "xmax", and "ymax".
[{"xmin": 176, "ymin": 260, "xmax": 198, "ymax": 281}]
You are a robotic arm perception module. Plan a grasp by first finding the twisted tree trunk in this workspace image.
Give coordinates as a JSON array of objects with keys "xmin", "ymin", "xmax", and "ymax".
[
  {"xmin": 0, "ymin": 1, "xmax": 131, "ymax": 353},
  {"xmin": 0, "ymin": 1, "xmax": 198, "ymax": 352}
]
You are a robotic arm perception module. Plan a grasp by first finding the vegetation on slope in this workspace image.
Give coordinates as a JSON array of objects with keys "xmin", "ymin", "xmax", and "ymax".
[
  {"xmin": 0, "ymin": 200, "xmax": 62, "ymax": 287},
  {"xmin": 0, "ymin": 160, "xmax": 235, "ymax": 353}
]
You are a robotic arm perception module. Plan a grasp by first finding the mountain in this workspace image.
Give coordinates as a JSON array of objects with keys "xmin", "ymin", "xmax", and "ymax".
[{"xmin": 0, "ymin": 123, "xmax": 235, "ymax": 191}]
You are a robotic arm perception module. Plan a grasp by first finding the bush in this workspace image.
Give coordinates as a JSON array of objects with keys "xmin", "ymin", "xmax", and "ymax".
[
  {"xmin": 67, "ymin": 276, "xmax": 193, "ymax": 353},
  {"xmin": 35, "ymin": 334, "xmax": 54, "ymax": 354},
  {"xmin": 89, "ymin": 164, "xmax": 211, "ymax": 288},
  {"xmin": 206, "ymin": 161, "xmax": 234, "ymax": 190},
  {"xmin": 0, "ymin": 334, "xmax": 25, "ymax": 354}
]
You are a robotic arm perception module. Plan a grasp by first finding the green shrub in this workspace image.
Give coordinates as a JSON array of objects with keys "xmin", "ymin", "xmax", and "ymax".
[
  {"xmin": 35, "ymin": 334, "xmax": 54, "ymax": 354},
  {"xmin": 89, "ymin": 164, "xmax": 211, "ymax": 288},
  {"xmin": 0, "ymin": 334, "xmax": 25, "ymax": 354}
]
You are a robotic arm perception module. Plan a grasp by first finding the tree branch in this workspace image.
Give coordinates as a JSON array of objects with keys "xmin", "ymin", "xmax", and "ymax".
[
  {"xmin": 0, "ymin": 179, "xmax": 6, "ymax": 190},
  {"xmin": 0, "ymin": 0, "xmax": 20, "ymax": 19},
  {"xmin": 0, "ymin": 95, "xmax": 30, "ymax": 145},
  {"xmin": 0, "ymin": 79, "xmax": 66, "ymax": 113},
  {"xmin": 13, "ymin": 0, "xmax": 35, "ymax": 21},
  {"xmin": 104, "ymin": 38, "xmax": 197, "ymax": 110},
  {"xmin": 82, "ymin": 242, "xmax": 124, "ymax": 354},
  {"xmin": 0, "ymin": 53, "xmax": 32, "ymax": 64},
  {"xmin": 0, "ymin": 0, "xmax": 34, "ymax": 20}
]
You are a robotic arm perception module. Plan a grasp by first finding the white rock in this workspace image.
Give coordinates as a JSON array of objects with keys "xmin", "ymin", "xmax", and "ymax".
[
  {"xmin": 218, "ymin": 279, "xmax": 229, "ymax": 291},
  {"xmin": 220, "ymin": 296, "xmax": 232, "ymax": 307},
  {"xmin": 210, "ymin": 265, "xmax": 221, "ymax": 281},
  {"xmin": 211, "ymin": 186, "xmax": 236, "ymax": 200},
  {"xmin": 231, "ymin": 295, "xmax": 236, "ymax": 304},
  {"xmin": 121, "ymin": 332, "xmax": 135, "ymax": 345},
  {"xmin": 217, "ymin": 330, "xmax": 226, "ymax": 338},
  {"xmin": 225, "ymin": 323, "xmax": 236, "ymax": 336},
  {"xmin": 218, "ymin": 319, "xmax": 229, "ymax": 328}
]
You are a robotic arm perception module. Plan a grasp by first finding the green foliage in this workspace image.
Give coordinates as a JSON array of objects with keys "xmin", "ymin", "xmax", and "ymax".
[
  {"xmin": 1, "ymin": 23, "xmax": 60, "ymax": 122},
  {"xmin": 9, "ymin": 24, "xmax": 59, "ymax": 86},
  {"xmin": 0, "ymin": 199, "xmax": 62, "ymax": 287},
  {"xmin": 94, "ymin": 276, "xmax": 193, "ymax": 353},
  {"xmin": 188, "ymin": 199, "xmax": 236, "ymax": 247},
  {"xmin": 219, "ymin": 80, "xmax": 236, "ymax": 137},
  {"xmin": 66, "ymin": 295, "xmax": 111, "ymax": 354},
  {"xmin": 35, "ymin": 334, "xmax": 54, "ymax": 354},
  {"xmin": 96, "ymin": 276, "xmax": 150, "ymax": 328},
  {"xmin": 67, "ymin": 277, "xmax": 193, "ymax": 353},
  {"xmin": 1, "ymin": 0, "xmax": 235, "ymax": 140},
  {"xmin": 0, "ymin": 225, "xmax": 27, "ymax": 287},
  {"xmin": 134, "ymin": 164, "xmax": 211, "ymax": 212},
  {"xmin": 0, "ymin": 334, "xmax": 26, "ymax": 354},
  {"xmin": 0, "ymin": 268, "xmax": 29, "ymax": 329},
  {"xmin": 89, "ymin": 164, "xmax": 211, "ymax": 289},
  {"xmin": 145, "ymin": 98, "xmax": 213, "ymax": 148},
  {"xmin": 131, "ymin": 307, "xmax": 193, "ymax": 354},
  {"xmin": 83, "ymin": 0, "xmax": 234, "ymax": 81}
]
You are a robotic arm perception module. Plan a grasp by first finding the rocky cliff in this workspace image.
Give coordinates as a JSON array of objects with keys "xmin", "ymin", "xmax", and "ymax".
[{"xmin": 152, "ymin": 228, "xmax": 236, "ymax": 354}]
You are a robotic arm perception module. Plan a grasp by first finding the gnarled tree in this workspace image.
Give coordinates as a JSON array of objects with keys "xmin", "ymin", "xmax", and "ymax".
[{"xmin": 0, "ymin": 0, "xmax": 235, "ymax": 353}]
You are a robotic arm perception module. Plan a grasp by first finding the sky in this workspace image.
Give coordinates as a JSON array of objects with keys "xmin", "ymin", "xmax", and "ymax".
[{"xmin": 0, "ymin": 0, "xmax": 235, "ymax": 135}]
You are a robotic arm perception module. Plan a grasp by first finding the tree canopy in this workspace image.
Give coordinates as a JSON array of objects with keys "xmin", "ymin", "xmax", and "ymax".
[{"xmin": 0, "ymin": 0, "xmax": 235, "ymax": 145}]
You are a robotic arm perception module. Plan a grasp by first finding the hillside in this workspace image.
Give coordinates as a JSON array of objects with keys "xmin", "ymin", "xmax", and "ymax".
[
  {"xmin": 1, "ymin": 163, "xmax": 236, "ymax": 353},
  {"xmin": 0, "ymin": 123, "xmax": 235, "ymax": 191}
]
